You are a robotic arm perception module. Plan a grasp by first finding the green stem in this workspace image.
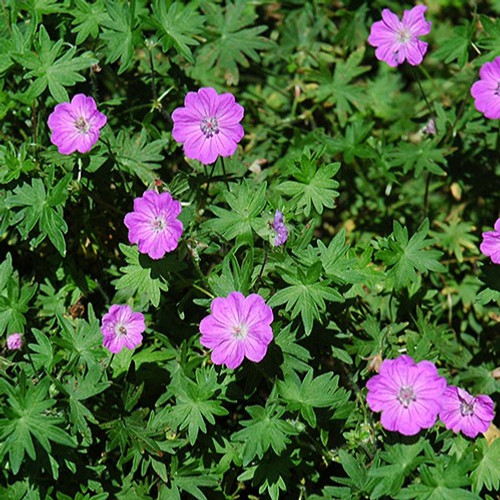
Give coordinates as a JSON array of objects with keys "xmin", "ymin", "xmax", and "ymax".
[{"xmin": 411, "ymin": 66, "xmax": 434, "ymax": 116}]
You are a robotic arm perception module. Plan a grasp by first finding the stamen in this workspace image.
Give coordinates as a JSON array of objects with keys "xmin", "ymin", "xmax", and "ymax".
[
  {"xmin": 396, "ymin": 28, "xmax": 411, "ymax": 44},
  {"xmin": 200, "ymin": 116, "xmax": 219, "ymax": 138},
  {"xmin": 232, "ymin": 323, "xmax": 248, "ymax": 339},
  {"xmin": 495, "ymin": 83, "xmax": 500, "ymax": 96},
  {"xmin": 397, "ymin": 385, "xmax": 416, "ymax": 408},
  {"xmin": 151, "ymin": 216, "xmax": 167, "ymax": 233},
  {"xmin": 75, "ymin": 116, "xmax": 90, "ymax": 134},
  {"xmin": 115, "ymin": 324, "xmax": 128, "ymax": 336},
  {"xmin": 459, "ymin": 399, "xmax": 475, "ymax": 416}
]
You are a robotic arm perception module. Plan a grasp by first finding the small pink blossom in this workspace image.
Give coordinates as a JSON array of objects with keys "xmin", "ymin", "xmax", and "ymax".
[
  {"xmin": 199, "ymin": 292, "xmax": 273, "ymax": 369},
  {"xmin": 471, "ymin": 57, "xmax": 500, "ymax": 119},
  {"xmin": 439, "ymin": 386, "xmax": 495, "ymax": 438},
  {"xmin": 480, "ymin": 218, "xmax": 500, "ymax": 264},
  {"xmin": 124, "ymin": 190, "xmax": 183, "ymax": 260},
  {"xmin": 6, "ymin": 333, "xmax": 23, "ymax": 350},
  {"xmin": 271, "ymin": 210, "xmax": 288, "ymax": 247},
  {"xmin": 172, "ymin": 87, "xmax": 244, "ymax": 165},
  {"xmin": 48, "ymin": 94, "xmax": 107, "ymax": 154},
  {"xmin": 366, "ymin": 355, "xmax": 447, "ymax": 436},
  {"xmin": 100, "ymin": 305, "xmax": 145, "ymax": 354},
  {"xmin": 368, "ymin": 6, "xmax": 431, "ymax": 67}
]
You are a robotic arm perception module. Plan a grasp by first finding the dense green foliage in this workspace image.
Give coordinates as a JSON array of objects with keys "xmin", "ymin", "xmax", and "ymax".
[{"xmin": 1, "ymin": 0, "xmax": 500, "ymax": 498}]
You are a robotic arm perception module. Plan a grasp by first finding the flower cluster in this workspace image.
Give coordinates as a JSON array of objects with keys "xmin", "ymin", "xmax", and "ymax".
[{"xmin": 366, "ymin": 355, "xmax": 495, "ymax": 438}]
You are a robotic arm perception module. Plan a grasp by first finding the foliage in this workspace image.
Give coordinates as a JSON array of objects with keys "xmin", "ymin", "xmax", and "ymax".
[{"xmin": 0, "ymin": 0, "xmax": 499, "ymax": 499}]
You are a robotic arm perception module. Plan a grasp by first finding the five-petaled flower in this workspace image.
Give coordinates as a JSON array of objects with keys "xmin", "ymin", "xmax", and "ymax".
[
  {"xmin": 480, "ymin": 218, "xmax": 500, "ymax": 264},
  {"xmin": 199, "ymin": 291, "xmax": 274, "ymax": 369},
  {"xmin": 271, "ymin": 209, "xmax": 288, "ymax": 247},
  {"xmin": 172, "ymin": 87, "xmax": 244, "ymax": 165},
  {"xmin": 439, "ymin": 386, "xmax": 495, "ymax": 438},
  {"xmin": 366, "ymin": 355, "xmax": 447, "ymax": 435},
  {"xmin": 124, "ymin": 190, "xmax": 183, "ymax": 260},
  {"xmin": 368, "ymin": 6, "xmax": 431, "ymax": 67},
  {"xmin": 101, "ymin": 304, "xmax": 146, "ymax": 354},
  {"xmin": 471, "ymin": 57, "xmax": 500, "ymax": 119},
  {"xmin": 48, "ymin": 94, "xmax": 107, "ymax": 154},
  {"xmin": 6, "ymin": 333, "xmax": 23, "ymax": 351}
]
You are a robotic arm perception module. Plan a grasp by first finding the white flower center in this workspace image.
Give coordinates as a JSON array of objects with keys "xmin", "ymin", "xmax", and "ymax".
[
  {"xmin": 115, "ymin": 323, "xmax": 128, "ymax": 336},
  {"xmin": 232, "ymin": 323, "xmax": 248, "ymax": 340},
  {"xmin": 397, "ymin": 385, "xmax": 416, "ymax": 408},
  {"xmin": 75, "ymin": 116, "xmax": 90, "ymax": 134},
  {"xmin": 396, "ymin": 28, "xmax": 412, "ymax": 44},
  {"xmin": 460, "ymin": 400, "xmax": 475, "ymax": 416},
  {"xmin": 200, "ymin": 116, "xmax": 219, "ymax": 138},
  {"xmin": 151, "ymin": 215, "xmax": 167, "ymax": 233}
]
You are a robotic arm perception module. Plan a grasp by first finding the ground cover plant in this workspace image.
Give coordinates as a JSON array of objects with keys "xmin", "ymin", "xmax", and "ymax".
[{"xmin": 1, "ymin": 0, "xmax": 500, "ymax": 498}]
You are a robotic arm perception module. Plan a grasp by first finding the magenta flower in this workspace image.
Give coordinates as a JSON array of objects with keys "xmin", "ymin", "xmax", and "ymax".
[
  {"xmin": 472, "ymin": 57, "xmax": 500, "ymax": 119},
  {"xmin": 199, "ymin": 292, "xmax": 273, "ymax": 369},
  {"xmin": 172, "ymin": 87, "xmax": 244, "ymax": 165},
  {"xmin": 366, "ymin": 355, "xmax": 447, "ymax": 435},
  {"xmin": 480, "ymin": 218, "xmax": 500, "ymax": 264},
  {"xmin": 48, "ymin": 94, "xmax": 107, "ymax": 154},
  {"xmin": 124, "ymin": 190, "xmax": 183, "ymax": 260},
  {"xmin": 368, "ymin": 6, "xmax": 431, "ymax": 67},
  {"xmin": 439, "ymin": 386, "xmax": 495, "ymax": 438},
  {"xmin": 6, "ymin": 333, "xmax": 23, "ymax": 350},
  {"xmin": 100, "ymin": 304, "xmax": 145, "ymax": 354},
  {"xmin": 271, "ymin": 209, "xmax": 288, "ymax": 247}
]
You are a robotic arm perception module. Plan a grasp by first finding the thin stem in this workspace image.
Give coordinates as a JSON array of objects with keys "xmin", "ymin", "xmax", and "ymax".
[
  {"xmin": 255, "ymin": 247, "xmax": 269, "ymax": 288},
  {"xmin": 411, "ymin": 66, "xmax": 434, "ymax": 116},
  {"xmin": 220, "ymin": 156, "xmax": 230, "ymax": 190},
  {"xmin": 204, "ymin": 161, "xmax": 217, "ymax": 196},
  {"xmin": 423, "ymin": 172, "xmax": 432, "ymax": 218}
]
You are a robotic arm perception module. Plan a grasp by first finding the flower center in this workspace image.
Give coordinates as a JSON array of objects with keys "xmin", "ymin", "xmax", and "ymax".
[
  {"xmin": 495, "ymin": 82, "xmax": 500, "ymax": 96},
  {"xmin": 151, "ymin": 215, "xmax": 167, "ymax": 233},
  {"xmin": 115, "ymin": 323, "xmax": 128, "ymax": 336},
  {"xmin": 397, "ymin": 385, "xmax": 416, "ymax": 408},
  {"xmin": 396, "ymin": 28, "xmax": 412, "ymax": 44},
  {"xmin": 200, "ymin": 116, "xmax": 219, "ymax": 138},
  {"xmin": 75, "ymin": 116, "xmax": 90, "ymax": 134},
  {"xmin": 460, "ymin": 400, "xmax": 475, "ymax": 417},
  {"xmin": 232, "ymin": 323, "xmax": 248, "ymax": 340}
]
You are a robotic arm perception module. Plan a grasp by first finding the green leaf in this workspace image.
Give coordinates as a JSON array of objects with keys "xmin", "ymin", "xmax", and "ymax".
[
  {"xmin": 71, "ymin": 0, "xmax": 110, "ymax": 44},
  {"xmin": 6, "ymin": 173, "xmax": 71, "ymax": 256},
  {"xmin": 151, "ymin": 1, "xmax": 205, "ymax": 63},
  {"xmin": 110, "ymin": 129, "xmax": 166, "ymax": 184},
  {"xmin": 312, "ymin": 48, "xmax": 370, "ymax": 125},
  {"xmin": 377, "ymin": 219, "xmax": 445, "ymax": 290},
  {"xmin": 205, "ymin": 180, "xmax": 267, "ymax": 244},
  {"xmin": 389, "ymin": 141, "xmax": 447, "ymax": 177},
  {"xmin": 166, "ymin": 368, "xmax": 228, "ymax": 445},
  {"xmin": 268, "ymin": 261, "xmax": 343, "ymax": 335},
  {"xmin": 114, "ymin": 243, "xmax": 170, "ymax": 308},
  {"xmin": 433, "ymin": 21, "xmax": 475, "ymax": 68},
  {"xmin": 277, "ymin": 370, "xmax": 349, "ymax": 427},
  {"xmin": 278, "ymin": 147, "xmax": 340, "ymax": 216},
  {"xmin": 232, "ymin": 403, "xmax": 298, "ymax": 465},
  {"xmin": 13, "ymin": 25, "xmax": 97, "ymax": 101},
  {"xmin": 471, "ymin": 439, "xmax": 500, "ymax": 494},
  {"xmin": 197, "ymin": 0, "xmax": 274, "ymax": 85},
  {"xmin": 101, "ymin": 0, "xmax": 144, "ymax": 74},
  {"xmin": 0, "ymin": 377, "xmax": 76, "ymax": 476}
]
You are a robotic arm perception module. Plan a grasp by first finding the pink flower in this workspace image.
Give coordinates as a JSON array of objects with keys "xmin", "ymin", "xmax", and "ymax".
[
  {"xmin": 271, "ymin": 209, "xmax": 288, "ymax": 247},
  {"xmin": 124, "ymin": 190, "xmax": 183, "ymax": 260},
  {"xmin": 172, "ymin": 87, "xmax": 244, "ymax": 165},
  {"xmin": 471, "ymin": 57, "xmax": 500, "ymax": 119},
  {"xmin": 100, "ymin": 305, "xmax": 145, "ymax": 354},
  {"xmin": 48, "ymin": 94, "xmax": 107, "ymax": 154},
  {"xmin": 439, "ymin": 386, "xmax": 495, "ymax": 438},
  {"xmin": 480, "ymin": 218, "xmax": 500, "ymax": 264},
  {"xmin": 199, "ymin": 292, "xmax": 273, "ymax": 369},
  {"xmin": 366, "ymin": 355, "xmax": 447, "ymax": 436},
  {"xmin": 368, "ymin": 6, "xmax": 431, "ymax": 67},
  {"xmin": 6, "ymin": 333, "xmax": 23, "ymax": 350}
]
